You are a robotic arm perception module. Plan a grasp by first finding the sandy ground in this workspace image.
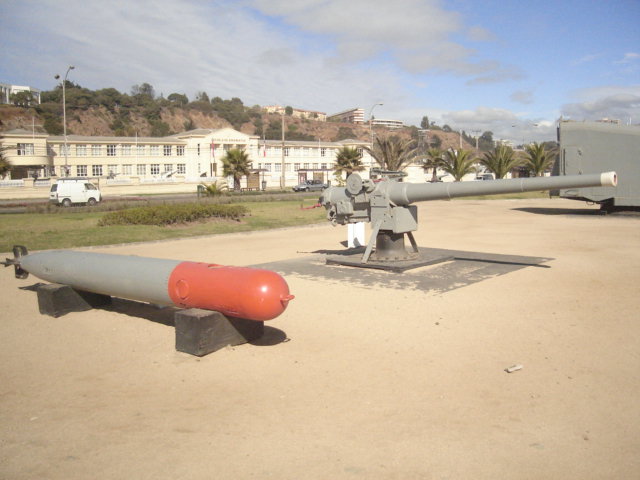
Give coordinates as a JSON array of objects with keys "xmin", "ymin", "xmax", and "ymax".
[{"xmin": 1, "ymin": 198, "xmax": 639, "ymax": 480}]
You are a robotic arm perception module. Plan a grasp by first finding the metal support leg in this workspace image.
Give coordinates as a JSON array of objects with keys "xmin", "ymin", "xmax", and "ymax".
[
  {"xmin": 361, "ymin": 220, "xmax": 382, "ymax": 264},
  {"xmin": 406, "ymin": 231, "xmax": 419, "ymax": 253}
]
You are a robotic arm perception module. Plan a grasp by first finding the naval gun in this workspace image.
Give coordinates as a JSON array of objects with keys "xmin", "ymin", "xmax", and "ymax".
[{"xmin": 319, "ymin": 171, "xmax": 618, "ymax": 264}]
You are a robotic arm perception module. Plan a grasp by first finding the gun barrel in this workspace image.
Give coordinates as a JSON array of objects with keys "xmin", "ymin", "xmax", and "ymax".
[
  {"xmin": 17, "ymin": 250, "xmax": 294, "ymax": 321},
  {"xmin": 389, "ymin": 172, "xmax": 617, "ymax": 205}
]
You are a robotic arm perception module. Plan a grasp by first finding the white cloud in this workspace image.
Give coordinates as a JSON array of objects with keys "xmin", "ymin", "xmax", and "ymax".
[
  {"xmin": 614, "ymin": 52, "xmax": 640, "ymax": 64},
  {"xmin": 510, "ymin": 90, "xmax": 535, "ymax": 105},
  {"xmin": 438, "ymin": 107, "xmax": 555, "ymax": 143},
  {"xmin": 247, "ymin": 0, "xmax": 518, "ymax": 83},
  {"xmin": 562, "ymin": 85, "xmax": 640, "ymax": 121}
]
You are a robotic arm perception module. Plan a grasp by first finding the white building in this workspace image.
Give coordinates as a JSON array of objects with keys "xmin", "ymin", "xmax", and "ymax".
[
  {"xmin": 0, "ymin": 127, "xmax": 433, "ymax": 188},
  {"xmin": 0, "ymin": 83, "xmax": 41, "ymax": 105},
  {"xmin": 327, "ymin": 108, "xmax": 365, "ymax": 124}
]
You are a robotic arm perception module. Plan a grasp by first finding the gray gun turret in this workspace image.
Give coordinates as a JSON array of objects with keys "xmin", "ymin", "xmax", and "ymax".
[{"xmin": 319, "ymin": 171, "xmax": 618, "ymax": 264}]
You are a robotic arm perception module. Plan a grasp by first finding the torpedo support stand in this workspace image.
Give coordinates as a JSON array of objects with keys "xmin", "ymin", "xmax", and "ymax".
[{"xmin": 35, "ymin": 285, "xmax": 264, "ymax": 356}]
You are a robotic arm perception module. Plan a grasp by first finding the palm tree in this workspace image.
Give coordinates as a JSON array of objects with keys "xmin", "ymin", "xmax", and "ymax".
[
  {"xmin": 440, "ymin": 148, "xmax": 477, "ymax": 181},
  {"xmin": 221, "ymin": 148, "xmax": 252, "ymax": 191},
  {"xmin": 479, "ymin": 144, "xmax": 522, "ymax": 179},
  {"xmin": 365, "ymin": 136, "xmax": 418, "ymax": 172},
  {"xmin": 524, "ymin": 142, "xmax": 556, "ymax": 176},
  {"xmin": 334, "ymin": 146, "xmax": 365, "ymax": 183},
  {"xmin": 421, "ymin": 147, "xmax": 443, "ymax": 182}
]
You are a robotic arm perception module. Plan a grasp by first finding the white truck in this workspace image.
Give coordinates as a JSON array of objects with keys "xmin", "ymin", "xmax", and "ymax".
[{"xmin": 49, "ymin": 178, "xmax": 102, "ymax": 206}]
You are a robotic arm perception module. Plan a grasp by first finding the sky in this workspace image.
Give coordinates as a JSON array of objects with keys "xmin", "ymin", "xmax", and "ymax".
[{"xmin": 1, "ymin": 0, "xmax": 639, "ymax": 144}]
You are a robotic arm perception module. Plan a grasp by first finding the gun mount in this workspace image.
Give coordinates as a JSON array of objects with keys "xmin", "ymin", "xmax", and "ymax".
[{"xmin": 319, "ymin": 171, "xmax": 618, "ymax": 265}]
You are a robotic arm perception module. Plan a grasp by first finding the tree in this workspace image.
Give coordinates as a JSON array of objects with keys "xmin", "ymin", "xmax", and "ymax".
[
  {"xmin": 10, "ymin": 91, "xmax": 36, "ymax": 107},
  {"xmin": 440, "ymin": 148, "xmax": 477, "ymax": 181},
  {"xmin": 0, "ymin": 146, "xmax": 11, "ymax": 179},
  {"xmin": 421, "ymin": 147, "xmax": 444, "ymax": 182},
  {"xmin": 420, "ymin": 115, "xmax": 430, "ymax": 130},
  {"xmin": 195, "ymin": 91, "xmax": 210, "ymax": 103},
  {"xmin": 333, "ymin": 147, "xmax": 364, "ymax": 183},
  {"xmin": 480, "ymin": 144, "xmax": 522, "ymax": 179},
  {"xmin": 365, "ymin": 136, "xmax": 418, "ymax": 171},
  {"xmin": 222, "ymin": 148, "xmax": 252, "ymax": 191},
  {"xmin": 131, "ymin": 83, "xmax": 155, "ymax": 99},
  {"xmin": 168, "ymin": 93, "xmax": 189, "ymax": 106},
  {"xmin": 285, "ymin": 106, "xmax": 293, "ymax": 115},
  {"xmin": 429, "ymin": 134, "xmax": 442, "ymax": 149},
  {"xmin": 478, "ymin": 131, "xmax": 494, "ymax": 151},
  {"xmin": 524, "ymin": 142, "xmax": 556, "ymax": 176}
]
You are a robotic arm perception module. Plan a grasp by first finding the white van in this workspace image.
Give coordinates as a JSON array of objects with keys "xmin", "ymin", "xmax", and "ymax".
[{"xmin": 50, "ymin": 178, "xmax": 102, "ymax": 206}]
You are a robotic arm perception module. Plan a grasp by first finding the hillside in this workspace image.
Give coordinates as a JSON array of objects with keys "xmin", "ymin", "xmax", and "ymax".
[{"xmin": 0, "ymin": 96, "xmax": 473, "ymax": 152}]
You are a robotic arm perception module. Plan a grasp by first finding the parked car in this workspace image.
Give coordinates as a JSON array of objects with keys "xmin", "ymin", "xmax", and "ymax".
[
  {"xmin": 50, "ymin": 178, "xmax": 102, "ymax": 206},
  {"xmin": 292, "ymin": 180, "xmax": 329, "ymax": 192},
  {"xmin": 475, "ymin": 173, "xmax": 495, "ymax": 181}
]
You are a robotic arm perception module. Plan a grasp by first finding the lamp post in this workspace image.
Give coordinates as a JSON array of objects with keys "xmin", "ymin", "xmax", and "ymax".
[
  {"xmin": 54, "ymin": 65, "xmax": 75, "ymax": 176},
  {"xmin": 280, "ymin": 111, "xmax": 285, "ymax": 189},
  {"xmin": 368, "ymin": 102, "xmax": 383, "ymax": 168}
]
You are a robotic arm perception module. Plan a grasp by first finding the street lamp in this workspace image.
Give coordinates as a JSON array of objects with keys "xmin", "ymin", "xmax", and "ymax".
[
  {"xmin": 54, "ymin": 65, "xmax": 75, "ymax": 176},
  {"xmin": 368, "ymin": 102, "xmax": 383, "ymax": 168}
]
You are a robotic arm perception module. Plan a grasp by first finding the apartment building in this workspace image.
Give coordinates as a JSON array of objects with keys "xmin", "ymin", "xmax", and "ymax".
[{"xmin": 327, "ymin": 108, "xmax": 365, "ymax": 124}]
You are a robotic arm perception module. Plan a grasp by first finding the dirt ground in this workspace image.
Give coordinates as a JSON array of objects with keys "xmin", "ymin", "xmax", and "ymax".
[{"xmin": 1, "ymin": 198, "xmax": 639, "ymax": 480}]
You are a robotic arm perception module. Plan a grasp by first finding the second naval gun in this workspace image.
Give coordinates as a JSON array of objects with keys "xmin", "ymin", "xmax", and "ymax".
[{"xmin": 319, "ymin": 171, "xmax": 618, "ymax": 264}]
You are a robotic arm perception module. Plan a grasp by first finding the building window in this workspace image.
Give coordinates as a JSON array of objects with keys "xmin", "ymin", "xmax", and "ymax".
[
  {"xmin": 107, "ymin": 144, "xmax": 117, "ymax": 156},
  {"xmin": 294, "ymin": 163, "xmax": 300, "ymax": 171},
  {"xmin": 137, "ymin": 145, "xmax": 145, "ymax": 156},
  {"xmin": 177, "ymin": 164, "xmax": 186, "ymax": 174},
  {"xmin": 60, "ymin": 145, "xmax": 70, "ymax": 156},
  {"xmin": 150, "ymin": 145, "xmax": 159, "ymax": 156},
  {"xmin": 91, "ymin": 145, "xmax": 101, "ymax": 156},
  {"xmin": 108, "ymin": 164, "xmax": 118, "ymax": 177},
  {"xmin": 264, "ymin": 163, "xmax": 271, "ymax": 172},
  {"xmin": 163, "ymin": 145, "xmax": 172, "ymax": 156},
  {"xmin": 164, "ymin": 164, "xmax": 173, "ymax": 173},
  {"xmin": 76, "ymin": 165, "xmax": 87, "ymax": 177},
  {"xmin": 321, "ymin": 163, "xmax": 327, "ymax": 170},
  {"xmin": 122, "ymin": 164, "xmax": 132, "ymax": 175},
  {"xmin": 320, "ymin": 148, "xmax": 326, "ymax": 157},
  {"xmin": 285, "ymin": 163, "xmax": 292, "ymax": 171},
  {"xmin": 303, "ymin": 163, "xmax": 310, "ymax": 169},
  {"xmin": 76, "ymin": 145, "xmax": 87, "ymax": 156},
  {"xmin": 92, "ymin": 165, "xmax": 103, "ymax": 176},
  {"xmin": 275, "ymin": 164, "xmax": 281, "ymax": 172},
  {"xmin": 177, "ymin": 145, "xmax": 185, "ymax": 156},
  {"xmin": 357, "ymin": 147, "xmax": 363, "ymax": 155},
  {"xmin": 16, "ymin": 143, "xmax": 34, "ymax": 155},
  {"xmin": 284, "ymin": 147, "xmax": 289, "ymax": 156},
  {"xmin": 197, "ymin": 144, "xmax": 200, "ymax": 156},
  {"xmin": 150, "ymin": 164, "xmax": 160, "ymax": 175},
  {"xmin": 121, "ymin": 145, "xmax": 131, "ymax": 156},
  {"xmin": 137, "ymin": 164, "xmax": 146, "ymax": 176}
]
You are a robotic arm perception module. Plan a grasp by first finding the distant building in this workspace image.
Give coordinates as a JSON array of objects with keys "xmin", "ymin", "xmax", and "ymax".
[
  {"xmin": 371, "ymin": 118, "xmax": 404, "ymax": 129},
  {"xmin": 327, "ymin": 108, "xmax": 365, "ymax": 124},
  {"xmin": 0, "ymin": 83, "xmax": 41, "ymax": 105},
  {"xmin": 264, "ymin": 105, "xmax": 327, "ymax": 121}
]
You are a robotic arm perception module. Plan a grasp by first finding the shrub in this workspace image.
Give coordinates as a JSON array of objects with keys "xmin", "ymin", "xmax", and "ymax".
[{"xmin": 98, "ymin": 203, "xmax": 248, "ymax": 226}]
